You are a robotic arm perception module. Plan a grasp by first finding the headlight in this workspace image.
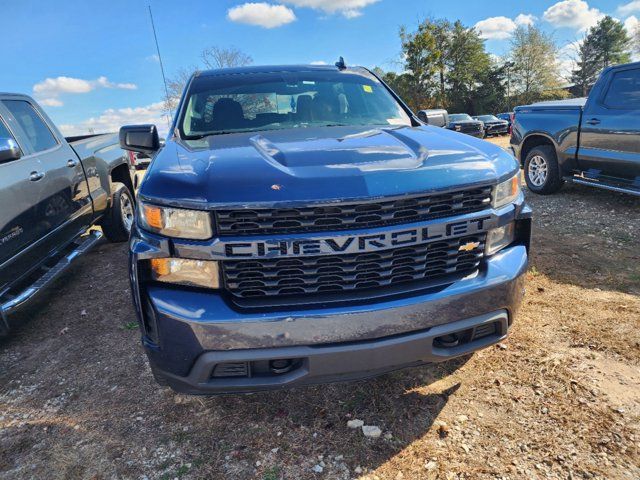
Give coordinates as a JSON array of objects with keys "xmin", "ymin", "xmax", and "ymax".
[
  {"xmin": 150, "ymin": 258, "xmax": 220, "ymax": 289},
  {"xmin": 139, "ymin": 203, "xmax": 212, "ymax": 240},
  {"xmin": 486, "ymin": 223, "xmax": 515, "ymax": 256},
  {"xmin": 493, "ymin": 172, "xmax": 520, "ymax": 209},
  {"xmin": 454, "ymin": 125, "xmax": 462, "ymax": 131}
]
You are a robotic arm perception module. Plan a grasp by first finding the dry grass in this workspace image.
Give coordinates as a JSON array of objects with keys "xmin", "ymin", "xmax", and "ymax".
[{"xmin": 1, "ymin": 135, "xmax": 639, "ymax": 479}]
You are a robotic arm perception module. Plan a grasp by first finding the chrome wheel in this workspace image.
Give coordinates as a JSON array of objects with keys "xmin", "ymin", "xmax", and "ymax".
[
  {"xmin": 528, "ymin": 155, "xmax": 548, "ymax": 187},
  {"xmin": 120, "ymin": 192, "xmax": 134, "ymax": 233}
]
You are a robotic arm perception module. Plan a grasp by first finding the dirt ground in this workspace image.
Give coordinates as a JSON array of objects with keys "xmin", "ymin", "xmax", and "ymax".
[{"xmin": 1, "ymin": 135, "xmax": 639, "ymax": 480}]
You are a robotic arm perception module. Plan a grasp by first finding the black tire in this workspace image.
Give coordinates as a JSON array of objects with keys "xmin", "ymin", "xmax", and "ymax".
[
  {"xmin": 524, "ymin": 145, "xmax": 564, "ymax": 195},
  {"xmin": 101, "ymin": 182, "xmax": 135, "ymax": 242}
]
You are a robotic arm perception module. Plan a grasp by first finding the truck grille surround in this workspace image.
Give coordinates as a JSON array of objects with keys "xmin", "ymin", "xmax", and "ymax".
[
  {"xmin": 222, "ymin": 234, "xmax": 486, "ymax": 300},
  {"xmin": 215, "ymin": 186, "xmax": 492, "ymax": 236},
  {"xmin": 454, "ymin": 124, "xmax": 483, "ymax": 135},
  {"xmin": 219, "ymin": 186, "xmax": 492, "ymax": 303}
]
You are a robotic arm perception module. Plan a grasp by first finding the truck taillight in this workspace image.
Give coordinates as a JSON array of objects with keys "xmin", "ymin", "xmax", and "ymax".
[{"xmin": 127, "ymin": 151, "xmax": 137, "ymax": 166}]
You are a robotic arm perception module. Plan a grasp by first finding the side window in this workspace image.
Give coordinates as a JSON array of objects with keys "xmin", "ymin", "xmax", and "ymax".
[
  {"xmin": 603, "ymin": 69, "xmax": 640, "ymax": 109},
  {"xmin": 0, "ymin": 116, "xmax": 14, "ymax": 140},
  {"xmin": 2, "ymin": 100, "xmax": 58, "ymax": 152}
]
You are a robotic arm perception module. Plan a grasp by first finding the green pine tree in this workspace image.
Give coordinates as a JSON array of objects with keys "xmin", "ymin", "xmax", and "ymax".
[
  {"xmin": 571, "ymin": 35, "xmax": 601, "ymax": 97},
  {"xmin": 590, "ymin": 16, "xmax": 631, "ymax": 69},
  {"xmin": 571, "ymin": 16, "xmax": 631, "ymax": 96}
]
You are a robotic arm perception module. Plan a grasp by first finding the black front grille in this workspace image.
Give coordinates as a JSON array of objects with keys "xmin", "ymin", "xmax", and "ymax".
[
  {"xmin": 215, "ymin": 186, "xmax": 492, "ymax": 236},
  {"xmin": 222, "ymin": 235, "xmax": 485, "ymax": 299},
  {"xmin": 458, "ymin": 124, "xmax": 482, "ymax": 134}
]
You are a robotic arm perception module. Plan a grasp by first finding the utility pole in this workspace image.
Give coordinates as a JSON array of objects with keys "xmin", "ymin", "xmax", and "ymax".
[{"xmin": 148, "ymin": 5, "xmax": 172, "ymax": 127}]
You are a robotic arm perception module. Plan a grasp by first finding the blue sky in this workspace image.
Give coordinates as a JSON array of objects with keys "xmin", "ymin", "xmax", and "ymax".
[{"xmin": 2, "ymin": 0, "xmax": 638, "ymax": 135}]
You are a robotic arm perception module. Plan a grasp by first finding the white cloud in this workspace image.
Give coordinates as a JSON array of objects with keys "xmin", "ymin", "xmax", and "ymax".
[
  {"xmin": 32, "ymin": 76, "xmax": 137, "ymax": 106},
  {"xmin": 310, "ymin": 60, "xmax": 328, "ymax": 65},
  {"xmin": 618, "ymin": 1, "xmax": 640, "ymax": 16},
  {"xmin": 474, "ymin": 13, "xmax": 536, "ymax": 39},
  {"xmin": 227, "ymin": 3, "xmax": 296, "ymax": 28},
  {"xmin": 39, "ymin": 98, "xmax": 64, "ymax": 107},
  {"xmin": 33, "ymin": 77, "xmax": 93, "ymax": 96},
  {"xmin": 543, "ymin": 0, "xmax": 604, "ymax": 31},
  {"xmin": 623, "ymin": 14, "xmax": 639, "ymax": 34},
  {"xmin": 515, "ymin": 13, "xmax": 537, "ymax": 26},
  {"xmin": 146, "ymin": 54, "xmax": 160, "ymax": 63},
  {"xmin": 624, "ymin": 14, "xmax": 640, "ymax": 59},
  {"xmin": 94, "ymin": 76, "xmax": 137, "ymax": 90},
  {"xmin": 58, "ymin": 102, "xmax": 169, "ymax": 137},
  {"xmin": 557, "ymin": 42, "xmax": 580, "ymax": 79},
  {"xmin": 278, "ymin": 0, "xmax": 379, "ymax": 18},
  {"xmin": 475, "ymin": 16, "xmax": 517, "ymax": 39}
]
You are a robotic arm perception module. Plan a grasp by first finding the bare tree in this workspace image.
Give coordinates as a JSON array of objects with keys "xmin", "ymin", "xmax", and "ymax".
[
  {"xmin": 201, "ymin": 46, "xmax": 252, "ymax": 70},
  {"xmin": 164, "ymin": 46, "xmax": 253, "ymax": 112},
  {"xmin": 164, "ymin": 66, "xmax": 197, "ymax": 113}
]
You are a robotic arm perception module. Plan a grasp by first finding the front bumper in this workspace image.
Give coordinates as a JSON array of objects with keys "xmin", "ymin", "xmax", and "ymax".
[
  {"xmin": 130, "ymin": 201, "xmax": 531, "ymax": 394},
  {"xmin": 445, "ymin": 126, "xmax": 484, "ymax": 138},
  {"xmin": 485, "ymin": 125, "xmax": 509, "ymax": 135},
  {"xmin": 157, "ymin": 310, "xmax": 511, "ymax": 394}
]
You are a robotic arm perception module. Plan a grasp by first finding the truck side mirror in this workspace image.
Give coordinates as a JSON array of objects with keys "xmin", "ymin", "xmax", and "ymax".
[
  {"xmin": 119, "ymin": 125, "xmax": 160, "ymax": 154},
  {"xmin": 0, "ymin": 138, "xmax": 22, "ymax": 163}
]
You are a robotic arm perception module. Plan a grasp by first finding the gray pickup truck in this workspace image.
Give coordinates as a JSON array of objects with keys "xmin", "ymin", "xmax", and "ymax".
[
  {"xmin": 0, "ymin": 93, "xmax": 136, "ymax": 335},
  {"xmin": 511, "ymin": 61, "xmax": 640, "ymax": 196}
]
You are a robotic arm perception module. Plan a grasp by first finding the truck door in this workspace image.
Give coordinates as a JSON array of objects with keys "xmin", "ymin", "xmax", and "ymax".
[
  {"xmin": 1, "ymin": 99, "xmax": 93, "ymax": 253},
  {"xmin": 577, "ymin": 65, "xmax": 640, "ymax": 181},
  {"xmin": 0, "ymin": 110, "xmax": 48, "ymax": 290}
]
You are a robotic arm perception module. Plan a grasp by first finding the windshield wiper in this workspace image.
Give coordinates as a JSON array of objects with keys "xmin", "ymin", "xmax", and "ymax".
[{"xmin": 185, "ymin": 124, "xmax": 288, "ymax": 140}]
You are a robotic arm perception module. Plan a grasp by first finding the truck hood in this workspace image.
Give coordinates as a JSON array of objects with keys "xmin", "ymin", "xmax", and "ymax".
[{"xmin": 141, "ymin": 125, "xmax": 517, "ymax": 207}]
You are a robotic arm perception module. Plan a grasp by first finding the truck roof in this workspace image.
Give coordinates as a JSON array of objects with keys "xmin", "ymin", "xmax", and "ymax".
[
  {"xmin": 0, "ymin": 92, "xmax": 34, "ymax": 100},
  {"xmin": 196, "ymin": 64, "xmax": 367, "ymax": 77}
]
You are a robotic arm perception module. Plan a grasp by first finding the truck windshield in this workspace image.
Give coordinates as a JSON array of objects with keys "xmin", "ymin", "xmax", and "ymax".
[
  {"xmin": 449, "ymin": 114, "xmax": 473, "ymax": 122},
  {"xmin": 179, "ymin": 69, "xmax": 412, "ymax": 139}
]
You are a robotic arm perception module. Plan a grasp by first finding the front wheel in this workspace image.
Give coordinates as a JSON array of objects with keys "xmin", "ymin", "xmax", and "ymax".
[
  {"xmin": 524, "ymin": 146, "xmax": 564, "ymax": 195},
  {"xmin": 101, "ymin": 182, "xmax": 135, "ymax": 242}
]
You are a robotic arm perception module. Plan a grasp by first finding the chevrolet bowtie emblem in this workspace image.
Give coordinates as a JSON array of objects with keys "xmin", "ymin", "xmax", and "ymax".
[{"xmin": 459, "ymin": 241, "xmax": 480, "ymax": 252}]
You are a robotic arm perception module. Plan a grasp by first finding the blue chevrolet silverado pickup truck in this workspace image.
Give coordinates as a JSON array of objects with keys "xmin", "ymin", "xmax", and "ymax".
[
  {"xmin": 511, "ymin": 61, "xmax": 640, "ymax": 196},
  {"xmin": 119, "ymin": 63, "xmax": 532, "ymax": 394}
]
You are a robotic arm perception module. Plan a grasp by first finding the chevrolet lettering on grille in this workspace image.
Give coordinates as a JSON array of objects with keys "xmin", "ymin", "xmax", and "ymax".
[{"xmin": 219, "ymin": 214, "xmax": 494, "ymax": 259}]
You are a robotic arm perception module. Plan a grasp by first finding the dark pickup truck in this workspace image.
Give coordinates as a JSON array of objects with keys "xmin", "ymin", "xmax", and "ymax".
[
  {"xmin": 0, "ymin": 94, "xmax": 136, "ymax": 335},
  {"xmin": 120, "ymin": 63, "xmax": 531, "ymax": 394},
  {"xmin": 446, "ymin": 114, "xmax": 485, "ymax": 138},
  {"xmin": 473, "ymin": 115, "xmax": 509, "ymax": 137},
  {"xmin": 511, "ymin": 62, "xmax": 640, "ymax": 196}
]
